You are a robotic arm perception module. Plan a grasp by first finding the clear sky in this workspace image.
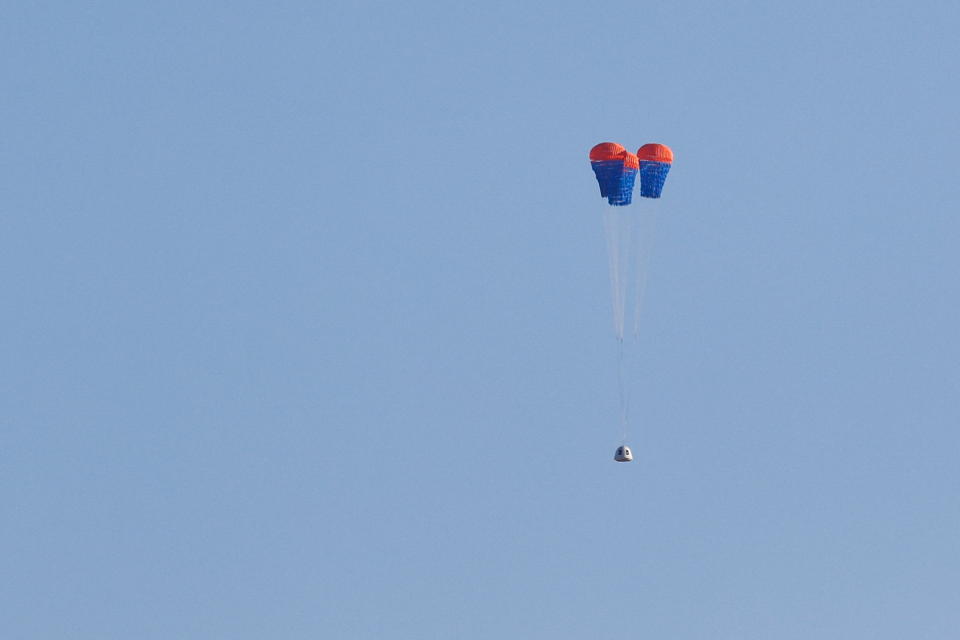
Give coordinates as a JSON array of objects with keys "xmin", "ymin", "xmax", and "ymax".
[{"xmin": 3, "ymin": 2, "xmax": 959, "ymax": 638}]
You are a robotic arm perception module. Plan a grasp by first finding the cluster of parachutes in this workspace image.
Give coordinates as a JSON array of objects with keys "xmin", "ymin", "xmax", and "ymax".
[
  {"xmin": 589, "ymin": 141, "xmax": 674, "ymax": 462},
  {"xmin": 590, "ymin": 142, "xmax": 673, "ymax": 205}
]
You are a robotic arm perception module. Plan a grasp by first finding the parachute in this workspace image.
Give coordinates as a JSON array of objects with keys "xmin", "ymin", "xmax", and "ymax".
[
  {"xmin": 637, "ymin": 143, "xmax": 673, "ymax": 199},
  {"xmin": 589, "ymin": 143, "xmax": 639, "ymax": 205},
  {"xmin": 589, "ymin": 142, "xmax": 674, "ymax": 459}
]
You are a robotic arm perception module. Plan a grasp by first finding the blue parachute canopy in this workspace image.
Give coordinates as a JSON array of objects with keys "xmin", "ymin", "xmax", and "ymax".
[
  {"xmin": 639, "ymin": 161, "xmax": 670, "ymax": 198},
  {"xmin": 593, "ymin": 160, "xmax": 638, "ymax": 206},
  {"xmin": 637, "ymin": 144, "xmax": 674, "ymax": 199}
]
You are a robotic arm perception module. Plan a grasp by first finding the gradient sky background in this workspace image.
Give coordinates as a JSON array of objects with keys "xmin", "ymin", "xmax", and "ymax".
[{"xmin": 3, "ymin": 2, "xmax": 960, "ymax": 638}]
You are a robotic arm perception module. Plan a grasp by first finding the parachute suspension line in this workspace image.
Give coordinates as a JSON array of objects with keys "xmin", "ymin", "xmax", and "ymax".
[
  {"xmin": 617, "ymin": 337, "xmax": 629, "ymax": 444},
  {"xmin": 604, "ymin": 207, "xmax": 636, "ymax": 341},
  {"xmin": 603, "ymin": 205, "xmax": 657, "ymax": 446},
  {"xmin": 603, "ymin": 208, "xmax": 624, "ymax": 340}
]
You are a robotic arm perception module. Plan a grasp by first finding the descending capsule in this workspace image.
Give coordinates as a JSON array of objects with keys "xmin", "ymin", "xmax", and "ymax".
[
  {"xmin": 637, "ymin": 143, "xmax": 673, "ymax": 199},
  {"xmin": 590, "ymin": 143, "xmax": 639, "ymax": 206}
]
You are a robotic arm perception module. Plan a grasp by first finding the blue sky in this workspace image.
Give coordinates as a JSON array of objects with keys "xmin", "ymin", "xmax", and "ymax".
[{"xmin": 2, "ymin": 2, "xmax": 959, "ymax": 638}]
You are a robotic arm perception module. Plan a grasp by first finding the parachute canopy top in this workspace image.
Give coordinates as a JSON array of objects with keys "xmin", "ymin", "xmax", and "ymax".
[
  {"xmin": 589, "ymin": 142, "xmax": 639, "ymax": 206},
  {"xmin": 636, "ymin": 143, "xmax": 673, "ymax": 199}
]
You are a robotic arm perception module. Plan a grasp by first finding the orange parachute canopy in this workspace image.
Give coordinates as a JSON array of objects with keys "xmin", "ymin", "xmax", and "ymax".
[
  {"xmin": 589, "ymin": 142, "xmax": 626, "ymax": 162},
  {"xmin": 636, "ymin": 143, "xmax": 673, "ymax": 164}
]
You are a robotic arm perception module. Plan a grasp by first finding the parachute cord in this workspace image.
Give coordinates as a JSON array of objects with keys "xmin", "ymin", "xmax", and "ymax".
[{"xmin": 617, "ymin": 337, "xmax": 629, "ymax": 444}]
